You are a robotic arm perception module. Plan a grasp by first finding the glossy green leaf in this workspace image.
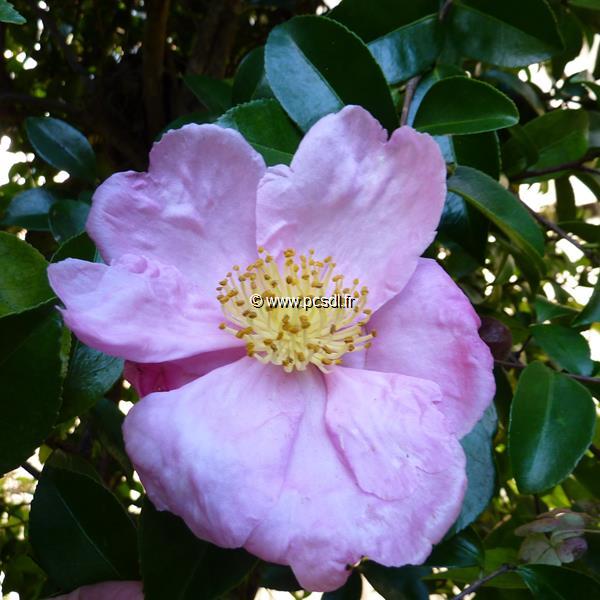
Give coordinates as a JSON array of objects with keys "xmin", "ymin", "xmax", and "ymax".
[
  {"xmin": 232, "ymin": 47, "xmax": 273, "ymax": 104},
  {"xmin": 509, "ymin": 362, "xmax": 596, "ymax": 493},
  {"xmin": 25, "ymin": 117, "xmax": 96, "ymax": 183},
  {"xmin": 449, "ymin": 405, "xmax": 497, "ymax": 534},
  {"xmin": 503, "ymin": 110, "xmax": 589, "ymax": 179},
  {"xmin": 59, "ymin": 340, "xmax": 123, "ymax": 422},
  {"xmin": 570, "ymin": 0, "xmax": 600, "ymax": 9},
  {"xmin": 531, "ymin": 324, "xmax": 594, "ymax": 376},
  {"xmin": 449, "ymin": 0, "xmax": 563, "ymax": 67},
  {"xmin": 265, "ymin": 15, "xmax": 397, "ymax": 132},
  {"xmin": 447, "ymin": 166, "xmax": 546, "ymax": 272},
  {"xmin": 217, "ymin": 99, "xmax": 301, "ymax": 165},
  {"xmin": 427, "ymin": 530, "xmax": 484, "ymax": 568},
  {"xmin": 0, "ymin": 0, "xmax": 25, "ymax": 24},
  {"xmin": 330, "ymin": 0, "xmax": 441, "ymax": 84},
  {"xmin": 439, "ymin": 133, "xmax": 499, "ymax": 262},
  {"xmin": 484, "ymin": 70, "xmax": 545, "ymax": 116},
  {"xmin": 0, "ymin": 305, "xmax": 63, "ymax": 474},
  {"xmin": 517, "ymin": 564, "xmax": 600, "ymax": 598},
  {"xmin": 413, "ymin": 77, "xmax": 518, "ymax": 135},
  {"xmin": 30, "ymin": 457, "xmax": 138, "ymax": 590},
  {"xmin": 0, "ymin": 188, "xmax": 56, "ymax": 230},
  {"xmin": 49, "ymin": 199, "xmax": 90, "ymax": 243},
  {"xmin": 140, "ymin": 500, "xmax": 257, "ymax": 600},
  {"xmin": 361, "ymin": 562, "xmax": 429, "ymax": 600},
  {"xmin": 572, "ymin": 282, "xmax": 600, "ymax": 327},
  {"xmin": 534, "ymin": 296, "xmax": 578, "ymax": 322},
  {"xmin": 183, "ymin": 74, "xmax": 232, "ymax": 114},
  {"xmin": 0, "ymin": 232, "xmax": 53, "ymax": 318},
  {"xmin": 322, "ymin": 570, "xmax": 362, "ymax": 600},
  {"xmin": 406, "ymin": 65, "xmax": 466, "ymax": 126}
]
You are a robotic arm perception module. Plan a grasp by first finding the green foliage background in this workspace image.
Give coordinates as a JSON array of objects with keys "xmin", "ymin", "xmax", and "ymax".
[{"xmin": 1, "ymin": 0, "xmax": 600, "ymax": 598}]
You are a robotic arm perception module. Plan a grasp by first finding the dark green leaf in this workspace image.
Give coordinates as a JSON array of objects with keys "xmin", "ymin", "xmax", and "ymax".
[
  {"xmin": 483, "ymin": 70, "xmax": 545, "ymax": 116},
  {"xmin": 259, "ymin": 563, "xmax": 301, "ymax": 592},
  {"xmin": 49, "ymin": 199, "xmax": 90, "ymax": 243},
  {"xmin": 534, "ymin": 296, "xmax": 578, "ymax": 322},
  {"xmin": 439, "ymin": 133, "xmax": 500, "ymax": 262},
  {"xmin": 0, "ymin": 0, "xmax": 25, "ymax": 24},
  {"xmin": 330, "ymin": 0, "xmax": 441, "ymax": 84},
  {"xmin": 25, "ymin": 117, "xmax": 96, "ymax": 183},
  {"xmin": 570, "ymin": 0, "xmax": 600, "ymax": 10},
  {"xmin": 531, "ymin": 324, "xmax": 594, "ymax": 376},
  {"xmin": 555, "ymin": 176, "xmax": 576, "ymax": 221},
  {"xmin": 413, "ymin": 77, "xmax": 518, "ymax": 135},
  {"xmin": 572, "ymin": 281, "xmax": 600, "ymax": 327},
  {"xmin": 322, "ymin": 570, "xmax": 362, "ymax": 600},
  {"xmin": 427, "ymin": 529, "xmax": 484, "ymax": 568},
  {"xmin": 183, "ymin": 74, "xmax": 232, "ymax": 114},
  {"xmin": 453, "ymin": 132, "xmax": 501, "ymax": 179},
  {"xmin": 0, "ymin": 188, "xmax": 56, "ymax": 230},
  {"xmin": 517, "ymin": 564, "xmax": 600, "ymax": 598},
  {"xmin": 557, "ymin": 220, "xmax": 600, "ymax": 244},
  {"xmin": 449, "ymin": 405, "xmax": 497, "ymax": 534},
  {"xmin": 59, "ymin": 340, "xmax": 123, "ymax": 422},
  {"xmin": 232, "ymin": 47, "xmax": 273, "ymax": 104},
  {"xmin": 265, "ymin": 15, "xmax": 397, "ymax": 132},
  {"xmin": 0, "ymin": 305, "xmax": 63, "ymax": 474},
  {"xmin": 30, "ymin": 458, "xmax": 138, "ymax": 590},
  {"xmin": 140, "ymin": 500, "xmax": 257, "ymax": 600},
  {"xmin": 503, "ymin": 110, "xmax": 589, "ymax": 179},
  {"xmin": 217, "ymin": 99, "xmax": 301, "ymax": 165},
  {"xmin": 509, "ymin": 362, "xmax": 596, "ymax": 493},
  {"xmin": 449, "ymin": 0, "xmax": 563, "ymax": 67},
  {"xmin": 90, "ymin": 398, "xmax": 132, "ymax": 475},
  {"xmin": 51, "ymin": 232, "xmax": 98, "ymax": 263},
  {"xmin": 406, "ymin": 65, "xmax": 466, "ymax": 126},
  {"xmin": 0, "ymin": 232, "xmax": 53, "ymax": 318},
  {"xmin": 361, "ymin": 562, "xmax": 429, "ymax": 600},
  {"xmin": 447, "ymin": 166, "xmax": 546, "ymax": 272}
]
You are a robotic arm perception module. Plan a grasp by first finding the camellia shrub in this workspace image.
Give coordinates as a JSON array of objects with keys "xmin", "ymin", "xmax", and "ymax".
[{"xmin": 1, "ymin": 0, "xmax": 600, "ymax": 598}]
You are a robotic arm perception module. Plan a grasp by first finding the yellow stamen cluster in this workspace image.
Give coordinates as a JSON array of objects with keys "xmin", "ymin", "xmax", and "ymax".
[{"xmin": 217, "ymin": 248, "xmax": 376, "ymax": 373}]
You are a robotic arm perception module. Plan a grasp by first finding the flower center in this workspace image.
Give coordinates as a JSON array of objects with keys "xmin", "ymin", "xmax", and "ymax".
[{"xmin": 217, "ymin": 248, "xmax": 376, "ymax": 373}]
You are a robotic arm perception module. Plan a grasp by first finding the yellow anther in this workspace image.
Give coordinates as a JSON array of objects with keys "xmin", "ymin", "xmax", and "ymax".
[{"xmin": 217, "ymin": 249, "xmax": 375, "ymax": 373}]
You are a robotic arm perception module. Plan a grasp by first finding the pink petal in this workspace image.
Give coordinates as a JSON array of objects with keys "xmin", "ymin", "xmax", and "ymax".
[
  {"xmin": 365, "ymin": 258, "xmax": 495, "ymax": 438},
  {"xmin": 246, "ymin": 367, "xmax": 466, "ymax": 591},
  {"xmin": 123, "ymin": 358, "xmax": 315, "ymax": 548},
  {"xmin": 53, "ymin": 581, "xmax": 142, "ymax": 600},
  {"xmin": 124, "ymin": 347, "xmax": 246, "ymax": 395},
  {"xmin": 256, "ymin": 106, "xmax": 446, "ymax": 310},
  {"xmin": 48, "ymin": 256, "xmax": 240, "ymax": 363},
  {"xmin": 87, "ymin": 125, "xmax": 265, "ymax": 298}
]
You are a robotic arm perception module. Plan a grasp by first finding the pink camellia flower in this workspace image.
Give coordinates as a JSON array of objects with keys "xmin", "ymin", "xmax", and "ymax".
[{"xmin": 48, "ymin": 106, "xmax": 495, "ymax": 591}]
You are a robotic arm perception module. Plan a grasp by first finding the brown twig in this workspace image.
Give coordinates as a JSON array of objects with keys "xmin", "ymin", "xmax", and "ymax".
[
  {"xmin": 21, "ymin": 462, "xmax": 41, "ymax": 479},
  {"xmin": 525, "ymin": 205, "xmax": 599, "ymax": 266},
  {"xmin": 495, "ymin": 359, "xmax": 600, "ymax": 385},
  {"xmin": 511, "ymin": 189, "xmax": 599, "ymax": 266},
  {"xmin": 142, "ymin": 0, "xmax": 172, "ymax": 140},
  {"xmin": 513, "ymin": 160, "xmax": 600, "ymax": 181},
  {"xmin": 400, "ymin": 76, "xmax": 421, "ymax": 127},
  {"xmin": 452, "ymin": 564, "xmax": 515, "ymax": 600}
]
